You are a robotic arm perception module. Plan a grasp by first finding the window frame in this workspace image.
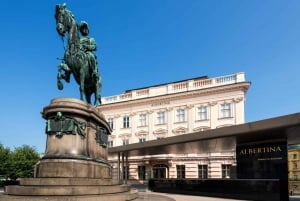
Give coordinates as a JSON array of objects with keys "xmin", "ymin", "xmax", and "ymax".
[
  {"xmin": 123, "ymin": 116, "xmax": 130, "ymax": 128},
  {"xmin": 197, "ymin": 105, "xmax": 208, "ymax": 121},
  {"xmin": 107, "ymin": 117, "xmax": 114, "ymax": 129},
  {"xmin": 220, "ymin": 102, "xmax": 232, "ymax": 119},
  {"xmin": 139, "ymin": 113, "xmax": 147, "ymax": 127},
  {"xmin": 198, "ymin": 164, "xmax": 208, "ymax": 179},
  {"xmin": 221, "ymin": 164, "xmax": 231, "ymax": 178},
  {"xmin": 157, "ymin": 111, "xmax": 166, "ymax": 125},
  {"xmin": 176, "ymin": 165, "xmax": 185, "ymax": 179},
  {"xmin": 176, "ymin": 108, "xmax": 186, "ymax": 123}
]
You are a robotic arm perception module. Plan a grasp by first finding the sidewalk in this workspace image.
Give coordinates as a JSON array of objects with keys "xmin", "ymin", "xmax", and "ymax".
[
  {"xmin": 143, "ymin": 191, "xmax": 246, "ymax": 201},
  {"xmin": 132, "ymin": 184, "xmax": 300, "ymax": 201},
  {"xmin": 141, "ymin": 191, "xmax": 300, "ymax": 201}
]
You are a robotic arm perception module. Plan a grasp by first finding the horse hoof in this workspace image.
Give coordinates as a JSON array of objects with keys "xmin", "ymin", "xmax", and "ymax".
[{"xmin": 57, "ymin": 80, "xmax": 64, "ymax": 90}]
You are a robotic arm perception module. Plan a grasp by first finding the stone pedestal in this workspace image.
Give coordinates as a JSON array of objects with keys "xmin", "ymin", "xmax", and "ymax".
[{"xmin": 0, "ymin": 98, "xmax": 138, "ymax": 201}]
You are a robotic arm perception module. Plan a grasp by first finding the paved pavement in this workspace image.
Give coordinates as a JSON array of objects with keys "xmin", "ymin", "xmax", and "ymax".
[
  {"xmin": 132, "ymin": 184, "xmax": 300, "ymax": 201},
  {"xmin": 137, "ymin": 191, "xmax": 300, "ymax": 201}
]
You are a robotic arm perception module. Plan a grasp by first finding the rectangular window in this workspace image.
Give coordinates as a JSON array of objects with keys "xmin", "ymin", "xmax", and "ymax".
[
  {"xmin": 157, "ymin": 111, "xmax": 166, "ymax": 124},
  {"xmin": 138, "ymin": 165, "xmax": 146, "ymax": 180},
  {"xmin": 294, "ymin": 162, "xmax": 298, "ymax": 169},
  {"xmin": 108, "ymin": 118, "xmax": 114, "ymax": 129},
  {"xmin": 222, "ymin": 164, "xmax": 231, "ymax": 178},
  {"xmin": 198, "ymin": 165, "xmax": 208, "ymax": 179},
  {"xmin": 197, "ymin": 106, "xmax": 208, "ymax": 120},
  {"xmin": 220, "ymin": 103, "xmax": 232, "ymax": 118},
  {"xmin": 139, "ymin": 138, "xmax": 146, "ymax": 143},
  {"xmin": 122, "ymin": 139, "xmax": 129, "ymax": 145},
  {"xmin": 123, "ymin": 116, "xmax": 130, "ymax": 128},
  {"xmin": 139, "ymin": 114, "xmax": 147, "ymax": 127},
  {"xmin": 176, "ymin": 165, "xmax": 185, "ymax": 179},
  {"xmin": 293, "ymin": 154, "xmax": 297, "ymax": 159},
  {"xmin": 107, "ymin": 140, "xmax": 113, "ymax": 147},
  {"xmin": 294, "ymin": 174, "xmax": 298, "ymax": 180},
  {"xmin": 176, "ymin": 109, "xmax": 185, "ymax": 122}
]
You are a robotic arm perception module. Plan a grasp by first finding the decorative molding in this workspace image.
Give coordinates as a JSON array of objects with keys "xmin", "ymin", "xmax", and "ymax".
[
  {"xmin": 130, "ymin": 112, "xmax": 136, "ymax": 116},
  {"xmin": 135, "ymin": 130, "xmax": 149, "ymax": 137},
  {"xmin": 166, "ymin": 107, "xmax": 173, "ymax": 111},
  {"xmin": 172, "ymin": 126, "xmax": 188, "ymax": 135},
  {"xmin": 153, "ymin": 128, "xmax": 168, "ymax": 135},
  {"xmin": 208, "ymin": 101, "xmax": 217, "ymax": 106},
  {"xmin": 187, "ymin": 104, "xmax": 194, "ymax": 109},
  {"xmin": 147, "ymin": 110, "xmax": 154, "ymax": 114},
  {"xmin": 232, "ymin": 97, "xmax": 244, "ymax": 103},
  {"xmin": 193, "ymin": 126, "xmax": 211, "ymax": 132},
  {"xmin": 118, "ymin": 133, "xmax": 132, "ymax": 139}
]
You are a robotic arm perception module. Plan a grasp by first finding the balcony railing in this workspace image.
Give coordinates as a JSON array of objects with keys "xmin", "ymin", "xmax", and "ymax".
[{"xmin": 102, "ymin": 72, "xmax": 246, "ymax": 104}]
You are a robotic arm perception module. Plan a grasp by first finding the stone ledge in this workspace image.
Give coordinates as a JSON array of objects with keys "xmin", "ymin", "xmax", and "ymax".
[
  {"xmin": 19, "ymin": 178, "xmax": 122, "ymax": 186},
  {"xmin": 6, "ymin": 184, "xmax": 130, "ymax": 196},
  {"xmin": 0, "ymin": 188, "xmax": 138, "ymax": 201}
]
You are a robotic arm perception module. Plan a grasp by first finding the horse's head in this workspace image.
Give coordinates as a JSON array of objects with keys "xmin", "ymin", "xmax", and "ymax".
[{"xmin": 55, "ymin": 3, "xmax": 73, "ymax": 37}]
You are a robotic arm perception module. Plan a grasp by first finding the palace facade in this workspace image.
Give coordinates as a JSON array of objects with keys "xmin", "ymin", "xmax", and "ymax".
[
  {"xmin": 288, "ymin": 144, "xmax": 300, "ymax": 195},
  {"xmin": 97, "ymin": 72, "xmax": 250, "ymax": 182}
]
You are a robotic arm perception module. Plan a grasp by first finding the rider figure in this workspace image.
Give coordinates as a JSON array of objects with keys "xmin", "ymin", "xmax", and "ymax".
[{"xmin": 79, "ymin": 21, "xmax": 99, "ymax": 80}]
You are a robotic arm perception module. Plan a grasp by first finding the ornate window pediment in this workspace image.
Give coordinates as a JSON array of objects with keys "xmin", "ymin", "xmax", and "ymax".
[
  {"xmin": 135, "ymin": 130, "xmax": 148, "ymax": 137},
  {"xmin": 153, "ymin": 128, "xmax": 168, "ymax": 135},
  {"xmin": 172, "ymin": 127, "xmax": 187, "ymax": 135},
  {"xmin": 153, "ymin": 128, "xmax": 167, "ymax": 138},
  {"xmin": 118, "ymin": 133, "xmax": 132, "ymax": 139},
  {"xmin": 193, "ymin": 126, "xmax": 211, "ymax": 132}
]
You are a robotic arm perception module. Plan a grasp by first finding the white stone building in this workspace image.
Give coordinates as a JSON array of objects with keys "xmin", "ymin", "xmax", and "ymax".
[{"xmin": 97, "ymin": 72, "xmax": 250, "ymax": 182}]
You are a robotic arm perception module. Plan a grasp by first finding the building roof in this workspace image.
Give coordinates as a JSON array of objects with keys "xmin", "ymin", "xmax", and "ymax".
[{"xmin": 108, "ymin": 112, "xmax": 300, "ymax": 157}]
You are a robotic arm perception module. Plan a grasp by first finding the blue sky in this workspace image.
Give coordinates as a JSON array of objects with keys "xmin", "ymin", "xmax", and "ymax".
[{"xmin": 0, "ymin": 0, "xmax": 299, "ymax": 153}]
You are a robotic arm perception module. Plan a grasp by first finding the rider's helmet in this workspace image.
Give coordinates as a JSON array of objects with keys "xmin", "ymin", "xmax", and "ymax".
[{"xmin": 79, "ymin": 21, "xmax": 89, "ymax": 35}]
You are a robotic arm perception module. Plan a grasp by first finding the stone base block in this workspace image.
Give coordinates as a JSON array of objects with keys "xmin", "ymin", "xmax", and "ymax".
[
  {"xmin": 0, "ymin": 189, "xmax": 138, "ymax": 201},
  {"xmin": 36, "ymin": 158, "xmax": 111, "ymax": 178},
  {"xmin": 1, "ymin": 178, "xmax": 138, "ymax": 201}
]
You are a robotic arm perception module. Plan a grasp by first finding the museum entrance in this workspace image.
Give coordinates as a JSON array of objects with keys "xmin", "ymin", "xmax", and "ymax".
[{"xmin": 153, "ymin": 164, "xmax": 168, "ymax": 179}]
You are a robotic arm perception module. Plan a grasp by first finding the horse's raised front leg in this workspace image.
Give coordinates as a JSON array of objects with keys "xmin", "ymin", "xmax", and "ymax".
[
  {"xmin": 58, "ymin": 63, "xmax": 71, "ymax": 83},
  {"xmin": 57, "ymin": 63, "xmax": 69, "ymax": 90}
]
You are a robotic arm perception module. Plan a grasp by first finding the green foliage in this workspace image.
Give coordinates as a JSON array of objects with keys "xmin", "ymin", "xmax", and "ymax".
[
  {"xmin": 0, "ymin": 143, "xmax": 40, "ymax": 181},
  {"xmin": 0, "ymin": 143, "xmax": 10, "ymax": 180}
]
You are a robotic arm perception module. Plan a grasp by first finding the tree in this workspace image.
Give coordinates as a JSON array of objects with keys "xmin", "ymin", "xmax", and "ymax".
[
  {"xmin": 0, "ymin": 143, "xmax": 10, "ymax": 180},
  {"xmin": 8, "ymin": 145, "xmax": 40, "ymax": 180}
]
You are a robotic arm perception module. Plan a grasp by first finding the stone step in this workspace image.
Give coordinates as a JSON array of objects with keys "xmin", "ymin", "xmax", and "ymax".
[
  {"xmin": 0, "ymin": 188, "xmax": 139, "ymax": 201},
  {"xmin": 19, "ymin": 178, "xmax": 122, "ymax": 186},
  {"xmin": 5, "ymin": 184, "xmax": 130, "ymax": 196}
]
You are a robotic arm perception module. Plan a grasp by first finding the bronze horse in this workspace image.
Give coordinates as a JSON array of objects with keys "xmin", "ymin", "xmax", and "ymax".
[{"xmin": 55, "ymin": 3, "xmax": 102, "ymax": 105}]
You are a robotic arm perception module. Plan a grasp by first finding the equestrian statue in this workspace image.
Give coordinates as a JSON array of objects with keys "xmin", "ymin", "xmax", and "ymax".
[{"xmin": 55, "ymin": 3, "xmax": 102, "ymax": 105}]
